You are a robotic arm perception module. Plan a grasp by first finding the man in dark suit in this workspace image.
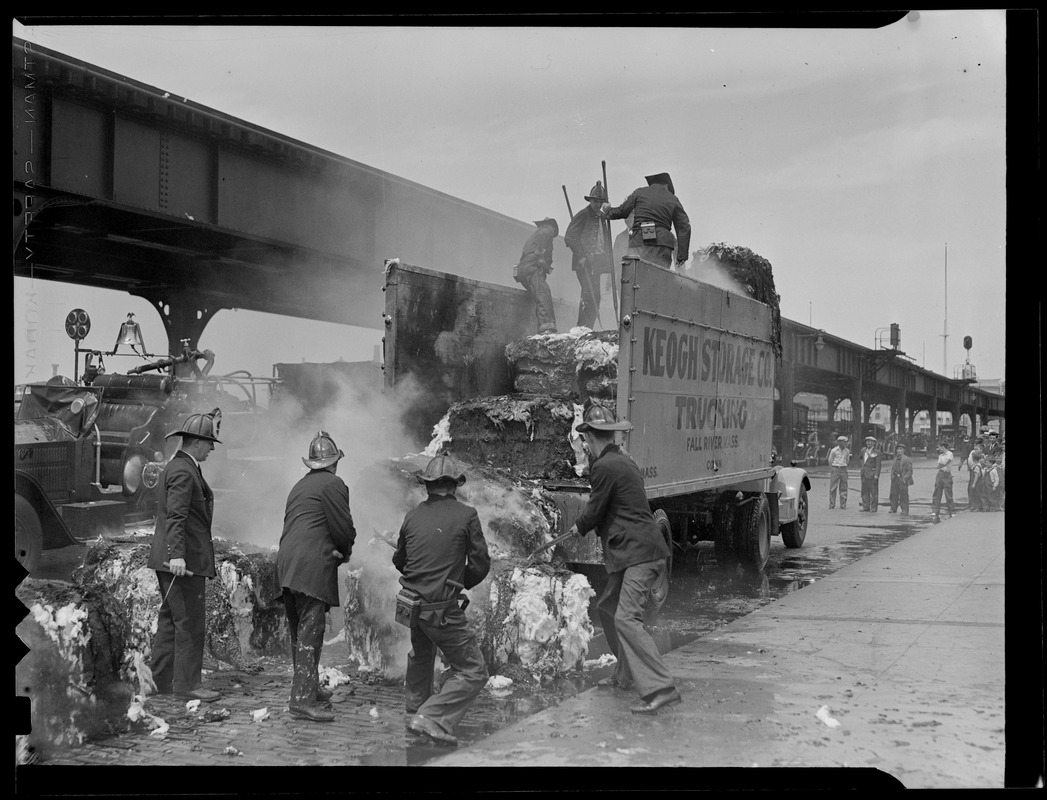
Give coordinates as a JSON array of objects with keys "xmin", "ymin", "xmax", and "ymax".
[
  {"xmin": 277, "ymin": 431, "xmax": 357, "ymax": 723},
  {"xmin": 568, "ymin": 403, "xmax": 680, "ymax": 715},
  {"xmin": 148, "ymin": 409, "xmax": 223, "ymax": 702}
]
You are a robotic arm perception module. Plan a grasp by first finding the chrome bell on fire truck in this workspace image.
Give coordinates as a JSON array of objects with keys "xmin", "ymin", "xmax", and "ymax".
[
  {"xmin": 165, "ymin": 408, "xmax": 223, "ymax": 443},
  {"xmin": 302, "ymin": 431, "xmax": 344, "ymax": 469}
]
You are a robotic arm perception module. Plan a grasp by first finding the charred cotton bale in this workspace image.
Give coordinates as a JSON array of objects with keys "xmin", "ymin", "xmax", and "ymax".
[
  {"xmin": 467, "ymin": 561, "xmax": 595, "ymax": 678},
  {"xmin": 16, "ymin": 579, "xmax": 137, "ymax": 759},
  {"xmin": 434, "ymin": 395, "xmax": 578, "ymax": 480},
  {"xmin": 505, "ymin": 328, "xmax": 618, "ymax": 401}
]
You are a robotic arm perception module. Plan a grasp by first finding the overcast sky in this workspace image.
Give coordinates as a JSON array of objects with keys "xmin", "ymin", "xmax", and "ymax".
[{"xmin": 14, "ymin": 13, "xmax": 1008, "ymax": 386}]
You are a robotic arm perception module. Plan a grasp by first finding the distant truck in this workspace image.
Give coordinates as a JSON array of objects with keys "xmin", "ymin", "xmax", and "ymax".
[{"xmin": 383, "ymin": 255, "xmax": 810, "ymax": 572}]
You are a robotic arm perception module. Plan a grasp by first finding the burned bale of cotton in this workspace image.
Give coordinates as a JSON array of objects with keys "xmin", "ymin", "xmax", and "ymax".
[
  {"xmin": 505, "ymin": 328, "xmax": 618, "ymax": 402},
  {"xmin": 436, "ymin": 394, "xmax": 578, "ymax": 480},
  {"xmin": 342, "ymin": 555, "xmax": 407, "ymax": 680},
  {"xmin": 16, "ymin": 579, "xmax": 135, "ymax": 758},
  {"xmin": 466, "ymin": 561, "xmax": 595, "ymax": 679}
]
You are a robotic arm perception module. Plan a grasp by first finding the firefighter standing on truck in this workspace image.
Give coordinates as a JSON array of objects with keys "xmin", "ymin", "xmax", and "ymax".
[
  {"xmin": 393, "ymin": 453, "xmax": 491, "ymax": 746},
  {"xmin": 513, "ymin": 217, "xmax": 559, "ymax": 334},
  {"xmin": 601, "ymin": 172, "xmax": 691, "ymax": 271},
  {"xmin": 276, "ymin": 431, "xmax": 357, "ymax": 723},
  {"xmin": 564, "ymin": 181, "xmax": 610, "ymax": 330}
]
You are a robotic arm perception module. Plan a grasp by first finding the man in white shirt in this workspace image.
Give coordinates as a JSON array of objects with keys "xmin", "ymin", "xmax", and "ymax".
[
  {"xmin": 827, "ymin": 435, "xmax": 851, "ymax": 510},
  {"xmin": 930, "ymin": 442, "xmax": 956, "ymax": 522}
]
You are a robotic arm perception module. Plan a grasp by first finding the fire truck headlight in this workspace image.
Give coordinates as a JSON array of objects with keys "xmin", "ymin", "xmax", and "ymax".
[{"xmin": 142, "ymin": 462, "xmax": 162, "ymax": 490}]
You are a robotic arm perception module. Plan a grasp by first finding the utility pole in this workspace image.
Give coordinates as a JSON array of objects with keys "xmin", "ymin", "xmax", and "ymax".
[{"xmin": 940, "ymin": 243, "xmax": 948, "ymax": 375}]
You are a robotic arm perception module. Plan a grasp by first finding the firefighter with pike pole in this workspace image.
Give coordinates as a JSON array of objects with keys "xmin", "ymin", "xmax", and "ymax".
[
  {"xmin": 566, "ymin": 403, "xmax": 681, "ymax": 715},
  {"xmin": 393, "ymin": 453, "xmax": 491, "ymax": 746},
  {"xmin": 601, "ymin": 171, "xmax": 691, "ymax": 272},
  {"xmin": 564, "ymin": 181, "xmax": 610, "ymax": 330}
]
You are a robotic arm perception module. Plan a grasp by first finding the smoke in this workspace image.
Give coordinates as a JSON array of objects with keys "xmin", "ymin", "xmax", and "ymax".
[{"xmin": 686, "ymin": 256, "xmax": 749, "ymax": 297}]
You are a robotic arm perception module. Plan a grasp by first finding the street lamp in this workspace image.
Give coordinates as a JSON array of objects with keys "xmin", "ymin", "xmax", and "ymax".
[{"xmin": 797, "ymin": 329, "xmax": 826, "ymax": 351}]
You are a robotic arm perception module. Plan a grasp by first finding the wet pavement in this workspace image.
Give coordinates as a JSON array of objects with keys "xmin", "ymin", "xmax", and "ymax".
[{"xmin": 16, "ymin": 456, "xmax": 1022, "ymax": 788}]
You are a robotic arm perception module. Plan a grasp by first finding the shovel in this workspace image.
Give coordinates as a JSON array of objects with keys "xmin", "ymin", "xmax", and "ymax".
[{"xmin": 524, "ymin": 528, "xmax": 582, "ymax": 566}]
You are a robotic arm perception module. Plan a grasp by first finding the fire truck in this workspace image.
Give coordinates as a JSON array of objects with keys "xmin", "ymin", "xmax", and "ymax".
[
  {"xmin": 382, "ymin": 254, "xmax": 811, "ymax": 572},
  {"xmin": 14, "ymin": 310, "xmax": 275, "ymax": 575}
]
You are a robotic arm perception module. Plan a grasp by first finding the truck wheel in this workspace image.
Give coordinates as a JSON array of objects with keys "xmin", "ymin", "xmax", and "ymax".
[
  {"xmin": 781, "ymin": 486, "xmax": 809, "ymax": 548},
  {"xmin": 739, "ymin": 495, "xmax": 771, "ymax": 571},
  {"xmin": 713, "ymin": 500, "xmax": 737, "ymax": 566},
  {"xmin": 653, "ymin": 509, "xmax": 673, "ymax": 580},
  {"xmin": 15, "ymin": 495, "xmax": 42, "ymax": 575}
]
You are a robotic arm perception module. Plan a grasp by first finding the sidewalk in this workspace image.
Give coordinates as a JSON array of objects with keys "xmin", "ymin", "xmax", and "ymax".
[{"xmin": 427, "ymin": 510, "xmax": 1007, "ymax": 788}]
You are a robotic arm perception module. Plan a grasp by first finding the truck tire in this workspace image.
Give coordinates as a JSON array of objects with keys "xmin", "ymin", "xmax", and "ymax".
[
  {"xmin": 739, "ymin": 494, "xmax": 771, "ymax": 572},
  {"xmin": 653, "ymin": 509, "xmax": 673, "ymax": 580},
  {"xmin": 781, "ymin": 486, "xmax": 808, "ymax": 548},
  {"xmin": 15, "ymin": 494, "xmax": 43, "ymax": 575}
]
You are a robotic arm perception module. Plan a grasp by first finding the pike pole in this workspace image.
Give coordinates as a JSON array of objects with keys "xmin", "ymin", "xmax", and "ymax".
[
  {"xmin": 601, "ymin": 161, "xmax": 619, "ymax": 319},
  {"xmin": 562, "ymin": 184, "xmax": 603, "ymax": 330}
]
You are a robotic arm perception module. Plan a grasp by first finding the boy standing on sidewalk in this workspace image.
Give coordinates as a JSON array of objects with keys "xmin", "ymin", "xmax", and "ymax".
[
  {"xmin": 827, "ymin": 435, "xmax": 851, "ymax": 510},
  {"xmin": 930, "ymin": 442, "xmax": 956, "ymax": 523}
]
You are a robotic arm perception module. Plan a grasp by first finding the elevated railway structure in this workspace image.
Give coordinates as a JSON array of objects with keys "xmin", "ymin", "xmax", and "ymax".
[{"xmin": 13, "ymin": 36, "xmax": 1003, "ymax": 460}]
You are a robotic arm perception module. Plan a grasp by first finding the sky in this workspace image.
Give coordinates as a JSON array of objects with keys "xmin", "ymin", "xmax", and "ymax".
[{"xmin": 13, "ymin": 12, "xmax": 1009, "ymax": 387}]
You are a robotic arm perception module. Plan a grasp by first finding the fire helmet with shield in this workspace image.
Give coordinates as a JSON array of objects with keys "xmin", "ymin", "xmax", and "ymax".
[
  {"xmin": 303, "ymin": 430, "xmax": 344, "ymax": 469},
  {"xmin": 584, "ymin": 181, "xmax": 608, "ymax": 202},
  {"xmin": 165, "ymin": 408, "xmax": 222, "ymax": 443},
  {"xmin": 576, "ymin": 403, "xmax": 633, "ymax": 434},
  {"xmin": 645, "ymin": 172, "xmax": 675, "ymax": 194},
  {"xmin": 417, "ymin": 452, "xmax": 467, "ymax": 486}
]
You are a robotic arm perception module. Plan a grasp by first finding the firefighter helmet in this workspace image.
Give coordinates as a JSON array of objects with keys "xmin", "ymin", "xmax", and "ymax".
[
  {"xmin": 416, "ymin": 453, "xmax": 467, "ymax": 486},
  {"xmin": 165, "ymin": 408, "xmax": 222, "ymax": 443},
  {"xmin": 584, "ymin": 181, "xmax": 607, "ymax": 202},
  {"xmin": 645, "ymin": 172, "xmax": 675, "ymax": 194},
  {"xmin": 576, "ymin": 403, "xmax": 633, "ymax": 433},
  {"xmin": 303, "ymin": 430, "xmax": 344, "ymax": 469},
  {"xmin": 532, "ymin": 217, "xmax": 559, "ymax": 235}
]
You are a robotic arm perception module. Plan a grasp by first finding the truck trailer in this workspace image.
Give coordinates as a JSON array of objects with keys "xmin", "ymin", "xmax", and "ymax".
[{"xmin": 382, "ymin": 254, "xmax": 811, "ymax": 572}]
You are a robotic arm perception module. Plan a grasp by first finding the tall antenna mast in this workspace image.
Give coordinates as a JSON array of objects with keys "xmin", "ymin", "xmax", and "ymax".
[{"xmin": 941, "ymin": 243, "xmax": 948, "ymax": 374}]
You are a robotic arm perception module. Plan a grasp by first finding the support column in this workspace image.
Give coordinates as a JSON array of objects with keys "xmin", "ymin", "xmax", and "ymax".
[
  {"xmin": 897, "ymin": 388, "xmax": 908, "ymax": 437},
  {"xmin": 929, "ymin": 395, "xmax": 939, "ymax": 443},
  {"xmin": 781, "ymin": 361, "xmax": 796, "ymax": 463},
  {"xmin": 851, "ymin": 373, "xmax": 863, "ymax": 449},
  {"xmin": 134, "ymin": 289, "xmax": 222, "ymax": 374}
]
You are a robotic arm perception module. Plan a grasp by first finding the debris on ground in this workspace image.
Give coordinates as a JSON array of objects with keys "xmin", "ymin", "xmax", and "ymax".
[{"xmin": 816, "ymin": 705, "xmax": 841, "ymax": 729}]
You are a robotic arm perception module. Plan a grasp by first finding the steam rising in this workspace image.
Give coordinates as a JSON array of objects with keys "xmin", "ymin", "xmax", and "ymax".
[{"xmin": 686, "ymin": 256, "xmax": 748, "ymax": 297}]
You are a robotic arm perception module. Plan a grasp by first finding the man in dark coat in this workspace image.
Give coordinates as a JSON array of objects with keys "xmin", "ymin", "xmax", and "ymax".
[
  {"xmin": 148, "ymin": 409, "xmax": 223, "ymax": 702},
  {"xmin": 394, "ymin": 453, "xmax": 491, "ymax": 746},
  {"xmin": 564, "ymin": 181, "xmax": 610, "ymax": 330},
  {"xmin": 602, "ymin": 172, "xmax": 691, "ymax": 271},
  {"xmin": 888, "ymin": 443, "xmax": 914, "ymax": 515},
  {"xmin": 858, "ymin": 435, "xmax": 883, "ymax": 512},
  {"xmin": 513, "ymin": 217, "xmax": 559, "ymax": 334},
  {"xmin": 568, "ymin": 404, "xmax": 680, "ymax": 715},
  {"xmin": 277, "ymin": 431, "xmax": 357, "ymax": 722}
]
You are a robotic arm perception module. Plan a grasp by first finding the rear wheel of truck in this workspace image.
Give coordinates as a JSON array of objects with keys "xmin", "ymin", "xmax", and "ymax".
[
  {"xmin": 739, "ymin": 494, "xmax": 771, "ymax": 571},
  {"xmin": 781, "ymin": 486, "xmax": 808, "ymax": 548},
  {"xmin": 644, "ymin": 509, "xmax": 673, "ymax": 625},
  {"xmin": 15, "ymin": 494, "xmax": 42, "ymax": 575}
]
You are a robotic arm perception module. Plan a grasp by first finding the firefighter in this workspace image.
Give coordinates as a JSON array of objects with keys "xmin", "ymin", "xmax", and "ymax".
[
  {"xmin": 601, "ymin": 172, "xmax": 691, "ymax": 271},
  {"xmin": 888, "ymin": 443, "xmax": 914, "ymax": 515},
  {"xmin": 513, "ymin": 217, "xmax": 559, "ymax": 334},
  {"xmin": 564, "ymin": 182, "xmax": 610, "ymax": 330},
  {"xmin": 858, "ymin": 435, "xmax": 883, "ymax": 512},
  {"xmin": 568, "ymin": 403, "xmax": 679, "ymax": 714},
  {"xmin": 147, "ymin": 409, "xmax": 223, "ymax": 702},
  {"xmin": 393, "ymin": 453, "xmax": 491, "ymax": 746},
  {"xmin": 277, "ymin": 431, "xmax": 357, "ymax": 722}
]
